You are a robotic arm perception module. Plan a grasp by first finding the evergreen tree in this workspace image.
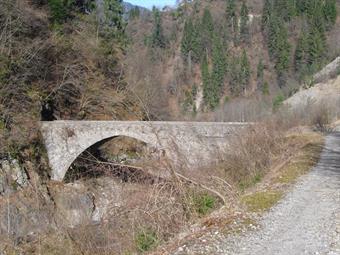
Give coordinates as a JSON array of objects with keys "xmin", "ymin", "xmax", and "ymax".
[
  {"xmin": 229, "ymin": 56, "xmax": 240, "ymax": 95},
  {"xmin": 233, "ymin": 13, "xmax": 239, "ymax": 46},
  {"xmin": 226, "ymin": 0, "xmax": 239, "ymax": 44},
  {"xmin": 323, "ymin": 0, "xmax": 337, "ymax": 29},
  {"xmin": 256, "ymin": 58, "xmax": 265, "ymax": 89},
  {"xmin": 102, "ymin": 0, "xmax": 125, "ymax": 33},
  {"xmin": 201, "ymin": 54, "xmax": 213, "ymax": 108},
  {"xmin": 210, "ymin": 35, "xmax": 226, "ymax": 108},
  {"xmin": 306, "ymin": 0, "xmax": 325, "ymax": 34},
  {"xmin": 226, "ymin": 0, "xmax": 237, "ymax": 31},
  {"xmin": 240, "ymin": 50, "xmax": 251, "ymax": 92},
  {"xmin": 274, "ymin": 0, "xmax": 296, "ymax": 21},
  {"xmin": 240, "ymin": 1, "xmax": 250, "ymax": 43},
  {"xmin": 201, "ymin": 8, "xmax": 214, "ymax": 52},
  {"xmin": 151, "ymin": 7, "xmax": 166, "ymax": 48},
  {"xmin": 267, "ymin": 13, "xmax": 291, "ymax": 87},
  {"xmin": 296, "ymin": 0, "xmax": 308, "ymax": 15},
  {"xmin": 307, "ymin": 26, "xmax": 326, "ymax": 72},
  {"xmin": 129, "ymin": 6, "xmax": 140, "ymax": 19},
  {"xmin": 261, "ymin": 0, "xmax": 272, "ymax": 30},
  {"xmin": 294, "ymin": 27, "xmax": 309, "ymax": 78},
  {"xmin": 181, "ymin": 18, "xmax": 201, "ymax": 63},
  {"xmin": 48, "ymin": 0, "xmax": 75, "ymax": 24},
  {"xmin": 275, "ymin": 22, "xmax": 291, "ymax": 77}
]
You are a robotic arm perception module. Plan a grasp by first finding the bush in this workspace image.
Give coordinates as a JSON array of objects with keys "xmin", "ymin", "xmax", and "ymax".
[
  {"xmin": 135, "ymin": 229, "xmax": 159, "ymax": 253},
  {"xmin": 273, "ymin": 94, "xmax": 285, "ymax": 110},
  {"xmin": 48, "ymin": 0, "xmax": 74, "ymax": 24},
  {"xmin": 311, "ymin": 106, "xmax": 331, "ymax": 133},
  {"xmin": 193, "ymin": 193, "xmax": 216, "ymax": 216}
]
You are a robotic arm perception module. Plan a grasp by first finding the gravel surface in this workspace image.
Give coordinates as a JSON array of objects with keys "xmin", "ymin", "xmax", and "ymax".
[{"xmin": 173, "ymin": 133, "xmax": 340, "ymax": 255}]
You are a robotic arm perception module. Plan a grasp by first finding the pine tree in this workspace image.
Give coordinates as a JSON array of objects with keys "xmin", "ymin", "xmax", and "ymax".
[
  {"xmin": 226, "ymin": 0, "xmax": 239, "ymax": 44},
  {"xmin": 294, "ymin": 27, "xmax": 309, "ymax": 78},
  {"xmin": 226, "ymin": 0, "xmax": 237, "ymax": 31},
  {"xmin": 233, "ymin": 13, "xmax": 239, "ymax": 46},
  {"xmin": 151, "ymin": 7, "xmax": 166, "ymax": 48},
  {"xmin": 261, "ymin": 0, "xmax": 272, "ymax": 31},
  {"xmin": 201, "ymin": 54, "xmax": 213, "ymax": 108},
  {"xmin": 307, "ymin": 26, "xmax": 326, "ymax": 72},
  {"xmin": 240, "ymin": 1, "xmax": 250, "ymax": 43},
  {"xmin": 210, "ymin": 35, "xmax": 226, "ymax": 108},
  {"xmin": 48, "ymin": 0, "xmax": 75, "ymax": 24},
  {"xmin": 240, "ymin": 50, "xmax": 251, "ymax": 92},
  {"xmin": 229, "ymin": 56, "xmax": 240, "ymax": 95},
  {"xmin": 256, "ymin": 58, "xmax": 265, "ymax": 89},
  {"xmin": 201, "ymin": 8, "xmax": 214, "ymax": 52},
  {"xmin": 103, "ymin": 0, "xmax": 125, "ymax": 32},
  {"xmin": 129, "ymin": 6, "xmax": 140, "ymax": 19},
  {"xmin": 296, "ymin": 0, "xmax": 308, "ymax": 15},
  {"xmin": 181, "ymin": 18, "xmax": 201, "ymax": 62},
  {"xmin": 266, "ymin": 12, "xmax": 291, "ymax": 87},
  {"xmin": 323, "ymin": 0, "xmax": 337, "ymax": 29},
  {"xmin": 275, "ymin": 22, "xmax": 291, "ymax": 76},
  {"xmin": 274, "ymin": 0, "xmax": 296, "ymax": 21}
]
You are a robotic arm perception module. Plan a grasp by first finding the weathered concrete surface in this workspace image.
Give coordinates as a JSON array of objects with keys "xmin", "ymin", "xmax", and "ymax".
[{"xmin": 40, "ymin": 121, "xmax": 249, "ymax": 181}]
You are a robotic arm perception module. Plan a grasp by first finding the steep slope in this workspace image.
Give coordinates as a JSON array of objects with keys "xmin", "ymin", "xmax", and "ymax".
[
  {"xmin": 0, "ymin": 0, "xmax": 143, "ymax": 161},
  {"xmin": 124, "ymin": 0, "xmax": 340, "ymax": 120}
]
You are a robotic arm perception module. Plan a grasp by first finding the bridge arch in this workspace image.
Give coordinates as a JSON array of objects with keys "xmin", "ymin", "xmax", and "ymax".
[
  {"xmin": 63, "ymin": 134, "xmax": 162, "ymax": 182},
  {"xmin": 41, "ymin": 121, "xmax": 249, "ymax": 181}
]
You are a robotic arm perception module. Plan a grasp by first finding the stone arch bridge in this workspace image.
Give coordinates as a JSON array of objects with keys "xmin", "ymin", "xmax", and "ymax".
[{"xmin": 40, "ymin": 121, "xmax": 249, "ymax": 181}]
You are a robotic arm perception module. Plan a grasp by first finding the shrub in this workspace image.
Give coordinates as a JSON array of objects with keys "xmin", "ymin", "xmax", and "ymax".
[
  {"xmin": 311, "ymin": 105, "xmax": 331, "ymax": 132},
  {"xmin": 48, "ymin": 0, "xmax": 74, "ymax": 24},
  {"xmin": 193, "ymin": 193, "xmax": 216, "ymax": 216},
  {"xmin": 273, "ymin": 94, "xmax": 285, "ymax": 110},
  {"xmin": 135, "ymin": 229, "xmax": 159, "ymax": 253}
]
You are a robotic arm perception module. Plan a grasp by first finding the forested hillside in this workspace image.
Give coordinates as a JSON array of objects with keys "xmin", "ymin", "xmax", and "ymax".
[
  {"xmin": 0, "ymin": 0, "xmax": 143, "ymax": 159},
  {"xmin": 124, "ymin": 0, "xmax": 339, "ymax": 120}
]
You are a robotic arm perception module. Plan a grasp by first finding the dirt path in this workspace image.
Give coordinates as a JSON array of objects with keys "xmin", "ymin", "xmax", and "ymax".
[{"xmin": 174, "ymin": 133, "xmax": 340, "ymax": 255}]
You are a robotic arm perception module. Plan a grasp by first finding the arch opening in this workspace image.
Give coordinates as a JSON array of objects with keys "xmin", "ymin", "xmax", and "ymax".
[{"xmin": 64, "ymin": 135, "xmax": 164, "ymax": 183}]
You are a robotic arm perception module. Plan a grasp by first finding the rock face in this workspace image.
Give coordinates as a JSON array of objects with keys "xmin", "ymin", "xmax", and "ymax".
[
  {"xmin": 0, "ymin": 158, "xmax": 29, "ymax": 195},
  {"xmin": 313, "ymin": 56, "xmax": 340, "ymax": 84}
]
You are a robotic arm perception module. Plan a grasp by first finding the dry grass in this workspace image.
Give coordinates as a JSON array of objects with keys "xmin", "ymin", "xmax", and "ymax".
[{"xmin": 241, "ymin": 191, "xmax": 283, "ymax": 212}]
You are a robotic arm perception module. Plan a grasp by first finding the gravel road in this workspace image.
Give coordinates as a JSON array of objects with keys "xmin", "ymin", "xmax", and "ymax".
[{"xmin": 174, "ymin": 133, "xmax": 340, "ymax": 255}]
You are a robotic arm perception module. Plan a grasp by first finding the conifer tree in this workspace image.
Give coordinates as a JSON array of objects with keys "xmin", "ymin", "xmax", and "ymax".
[
  {"xmin": 323, "ymin": 0, "xmax": 337, "ymax": 29},
  {"xmin": 151, "ymin": 7, "xmax": 166, "ymax": 48},
  {"xmin": 102, "ymin": 0, "xmax": 125, "ymax": 34},
  {"xmin": 257, "ymin": 58, "xmax": 265, "ymax": 89},
  {"xmin": 296, "ymin": 0, "xmax": 308, "ymax": 15},
  {"xmin": 129, "ymin": 6, "xmax": 140, "ymax": 19},
  {"xmin": 181, "ymin": 18, "xmax": 201, "ymax": 63},
  {"xmin": 274, "ymin": 0, "xmax": 296, "ymax": 21},
  {"xmin": 261, "ymin": 0, "xmax": 272, "ymax": 30},
  {"xmin": 226, "ymin": 0, "xmax": 237, "ymax": 31},
  {"xmin": 294, "ymin": 27, "xmax": 309, "ymax": 78},
  {"xmin": 48, "ymin": 0, "xmax": 75, "ymax": 24},
  {"xmin": 201, "ymin": 54, "xmax": 213, "ymax": 108},
  {"xmin": 201, "ymin": 8, "xmax": 214, "ymax": 52},
  {"xmin": 240, "ymin": 1, "xmax": 250, "ymax": 43},
  {"xmin": 307, "ymin": 26, "xmax": 326, "ymax": 72},
  {"xmin": 267, "ymin": 12, "xmax": 291, "ymax": 87},
  {"xmin": 210, "ymin": 35, "xmax": 226, "ymax": 108},
  {"xmin": 229, "ymin": 56, "xmax": 240, "ymax": 95},
  {"xmin": 240, "ymin": 50, "xmax": 251, "ymax": 92}
]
